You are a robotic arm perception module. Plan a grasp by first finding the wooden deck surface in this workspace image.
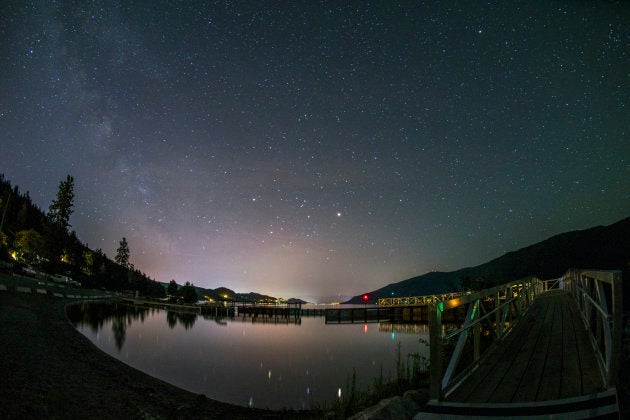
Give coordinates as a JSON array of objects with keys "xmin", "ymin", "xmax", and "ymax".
[{"xmin": 445, "ymin": 289, "xmax": 605, "ymax": 403}]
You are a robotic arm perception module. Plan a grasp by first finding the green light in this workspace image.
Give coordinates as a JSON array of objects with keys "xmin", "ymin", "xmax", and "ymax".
[{"xmin": 437, "ymin": 302, "xmax": 444, "ymax": 313}]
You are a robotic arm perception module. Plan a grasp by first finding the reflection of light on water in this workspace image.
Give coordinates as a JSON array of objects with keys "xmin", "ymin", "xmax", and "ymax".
[
  {"xmin": 379, "ymin": 322, "xmax": 429, "ymax": 334},
  {"xmin": 391, "ymin": 331, "xmax": 395, "ymax": 340},
  {"xmin": 73, "ymin": 304, "xmax": 431, "ymax": 410},
  {"xmin": 248, "ymin": 396, "xmax": 253, "ymax": 408}
]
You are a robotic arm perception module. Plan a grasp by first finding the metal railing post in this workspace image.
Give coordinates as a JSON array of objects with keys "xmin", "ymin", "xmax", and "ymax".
[
  {"xmin": 570, "ymin": 269, "xmax": 623, "ymax": 389},
  {"xmin": 429, "ymin": 302, "xmax": 443, "ymax": 399},
  {"xmin": 473, "ymin": 314, "xmax": 481, "ymax": 362},
  {"xmin": 495, "ymin": 291, "xmax": 502, "ymax": 337},
  {"xmin": 608, "ymin": 270, "xmax": 623, "ymax": 386}
]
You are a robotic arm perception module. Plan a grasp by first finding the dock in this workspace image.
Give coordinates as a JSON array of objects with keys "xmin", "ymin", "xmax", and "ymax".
[{"xmin": 418, "ymin": 269, "xmax": 622, "ymax": 418}]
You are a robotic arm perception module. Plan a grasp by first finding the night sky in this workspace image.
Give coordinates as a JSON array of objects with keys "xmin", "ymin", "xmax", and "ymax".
[{"xmin": 1, "ymin": 1, "xmax": 628, "ymax": 301}]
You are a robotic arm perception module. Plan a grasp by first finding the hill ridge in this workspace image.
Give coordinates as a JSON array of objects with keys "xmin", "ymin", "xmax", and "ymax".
[{"xmin": 345, "ymin": 216, "xmax": 630, "ymax": 304}]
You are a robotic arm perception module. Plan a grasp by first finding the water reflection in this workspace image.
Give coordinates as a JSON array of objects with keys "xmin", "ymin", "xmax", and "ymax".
[
  {"xmin": 68, "ymin": 303, "xmax": 205, "ymax": 348},
  {"xmin": 68, "ymin": 302, "xmax": 152, "ymax": 350},
  {"xmin": 69, "ymin": 302, "xmax": 430, "ymax": 410},
  {"xmin": 166, "ymin": 311, "xmax": 197, "ymax": 330},
  {"xmin": 111, "ymin": 315, "xmax": 126, "ymax": 350},
  {"xmin": 378, "ymin": 323, "xmax": 429, "ymax": 334},
  {"xmin": 227, "ymin": 314, "xmax": 302, "ymax": 325}
]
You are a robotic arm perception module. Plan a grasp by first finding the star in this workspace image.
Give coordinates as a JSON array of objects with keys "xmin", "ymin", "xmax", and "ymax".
[{"xmin": 0, "ymin": 0, "xmax": 626, "ymax": 300}]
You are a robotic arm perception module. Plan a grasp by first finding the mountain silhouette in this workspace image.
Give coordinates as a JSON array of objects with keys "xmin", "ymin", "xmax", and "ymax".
[{"xmin": 345, "ymin": 216, "xmax": 630, "ymax": 304}]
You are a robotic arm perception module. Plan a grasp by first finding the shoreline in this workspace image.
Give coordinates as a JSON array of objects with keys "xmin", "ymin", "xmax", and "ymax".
[
  {"xmin": 2, "ymin": 274, "xmax": 628, "ymax": 418},
  {"xmin": 0, "ymin": 284, "xmax": 317, "ymax": 419}
]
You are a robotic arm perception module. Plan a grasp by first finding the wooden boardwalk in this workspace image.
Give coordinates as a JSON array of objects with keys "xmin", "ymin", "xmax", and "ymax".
[
  {"xmin": 420, "ymin": 270, "xmax": 623, "ymax": 418},
  {"xmin": 445, "ymin": 290, "xmax": 604, "ymax": 404}
]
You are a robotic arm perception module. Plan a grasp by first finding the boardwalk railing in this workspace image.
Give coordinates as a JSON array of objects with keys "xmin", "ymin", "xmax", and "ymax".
[
  {"xmin": 429, "ymin": 277, "xmax": 544, "ymax": 399},
  {"xmin": 429, "ymin": 269, "xmax": 623, "ymax": 401},
  {"xmin": 377, "ymin": 292, "xmax": 464, "ymax": 307},
  {"xmin": 563, "ymin": 269, "xmax": 623, "ymax": 388}
]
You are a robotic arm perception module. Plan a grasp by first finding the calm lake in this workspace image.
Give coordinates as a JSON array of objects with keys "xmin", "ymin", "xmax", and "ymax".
[{"xmin": 68, "ymin": 302, "xmax": 430, "ymax": 410}]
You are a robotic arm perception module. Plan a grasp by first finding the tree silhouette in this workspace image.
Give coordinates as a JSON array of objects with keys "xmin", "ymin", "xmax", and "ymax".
[
  {"xmin": 111, "ymin": 315, "xmax": 127, "ymax": 351},
  {"xmin": 166, "ymin": 311, "xmax": 178, "ymax": 329},
  {"xmin": 180, "ymin": 281, "xmax": 199, "ymax": 303},
  {"xmin": 0, "ymin": 174, "xmax": 189, "ymax": 298},
  {"xmin": 178, "ymin": 312, "xmax": 197, "ymax": 330},
  {"xmin": 48, "ymin": 175, "xmax": 74, "ymax": 231},
  {"xmin": 167, "ymin": 279, "xmax": 178, "ymax": 296},
  {"xmin": 115, "ymin": 237, "xmax": 130, "ymax": 268}
]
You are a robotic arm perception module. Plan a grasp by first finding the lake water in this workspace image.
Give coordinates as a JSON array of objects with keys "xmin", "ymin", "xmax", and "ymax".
[{"xmin": 68, "ymin": 302, "xmax": 429, "ymax": 410}]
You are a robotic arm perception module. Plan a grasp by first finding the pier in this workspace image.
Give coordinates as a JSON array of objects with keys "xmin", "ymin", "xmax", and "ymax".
[
  {"xmin": 419, "ymin": 269, "xmax": 622, "ymax": 418},
  {"xmin": 324, "ymin": 294, "xmax": 469, "ymax": 324},
  {"xmin": 121, "ymin": 297, "xmax": 235, "ymax": 317},
  {"xmin": 119, "ymin": 298, "xmax": 328, "ymax": 320},
  {"xmin": 233, "ymin": 301, "xmax": 325, "ymax": 319},
  {"xmin": 325, "ymin": 307, "xmax": 389, "ymax": 323}
]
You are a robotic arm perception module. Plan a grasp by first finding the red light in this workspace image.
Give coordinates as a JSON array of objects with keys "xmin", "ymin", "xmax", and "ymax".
[{"xmin": 362, "ymin": 294, "xmax": 369, "ymax": 302}]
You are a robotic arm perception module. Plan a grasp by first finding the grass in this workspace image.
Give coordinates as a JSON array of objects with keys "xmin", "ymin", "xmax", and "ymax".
[{"xmin": 322, "ymin": 339, "xmax": 430, "ymax": 419}]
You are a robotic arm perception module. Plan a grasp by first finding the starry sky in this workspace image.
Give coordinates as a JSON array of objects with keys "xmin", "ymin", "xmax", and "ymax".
[{"xmin": 1, "ymin": 1, "xmax": 628, "ymax": 301}]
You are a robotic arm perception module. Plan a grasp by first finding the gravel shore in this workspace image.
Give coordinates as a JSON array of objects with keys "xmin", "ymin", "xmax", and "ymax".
[{"xmin": 0, "ymin": 279, "xmax": 317, "ymax": 419}]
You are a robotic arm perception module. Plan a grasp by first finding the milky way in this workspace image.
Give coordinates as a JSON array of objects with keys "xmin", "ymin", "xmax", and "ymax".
[{"xmin": 1, "ymin": 1, "xmax": 628, "ymax": 301}]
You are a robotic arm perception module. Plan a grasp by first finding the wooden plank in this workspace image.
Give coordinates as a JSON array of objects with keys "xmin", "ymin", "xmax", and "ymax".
[
  {"xmin": 443, "ymin": 290, "xmax": 606, "ymax": 404},
  {"xmin": 465, "ymin": 329, "xmax": 530, "ymax": 402},
  {"xmin": 560, "ymin": 298, "xmax": 582, "ymax": 398},
  {"xmin": 446, "ymin": 297, "xmax": 548, "ymax": 403},
  {"xmin": 486, "ymin": 300, "xmax": 550, "ymax": 403},
  {"xmin": 536, "ymin": 294, "xmax": 566, "ymax": 401},
  {"xmin": 467, "ymin": 302, "xmax": 548, "ymax": 402},
  {"xmin": 510, "ymin": 295, "xmax": 556, "ymax": 402},
  {"xmin": 443, "ymin": 322, "xmax": 507, "ymax": 401}
]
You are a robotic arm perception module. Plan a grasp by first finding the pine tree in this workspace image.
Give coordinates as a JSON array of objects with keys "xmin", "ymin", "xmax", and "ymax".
[
  {"xmin": 48, "ymin": 175, "xmax": 74, "ymax": 231},
  {"xmin": 115, "ymin": 237, "xmax": 130, "ymax": 268},
  {"xmin": 167, "ymin": 279, "xmax": 178, "ymax": 296},
  {"xmin": 180, "ymin": 281, "xmax": 199, "ymax": 303}
]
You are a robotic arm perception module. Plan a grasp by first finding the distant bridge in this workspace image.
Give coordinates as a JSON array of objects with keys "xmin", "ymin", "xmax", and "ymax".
[
  {"xmin": 377, "ymin": 292, "xmax": 465, "ymax": 307},
  {"xmin": 419, "ymin": 269, "xmax": 623, "ymax": 418},
  {"xmin": 325, "ymin": 292, "xmax": 470, "ymax": 324}
]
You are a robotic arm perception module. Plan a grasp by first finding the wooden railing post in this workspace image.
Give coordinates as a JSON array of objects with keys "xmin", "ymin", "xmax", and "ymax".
[{"xmin": 429, "ymin": 302, "xmax": 443, "ymax": 399}]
